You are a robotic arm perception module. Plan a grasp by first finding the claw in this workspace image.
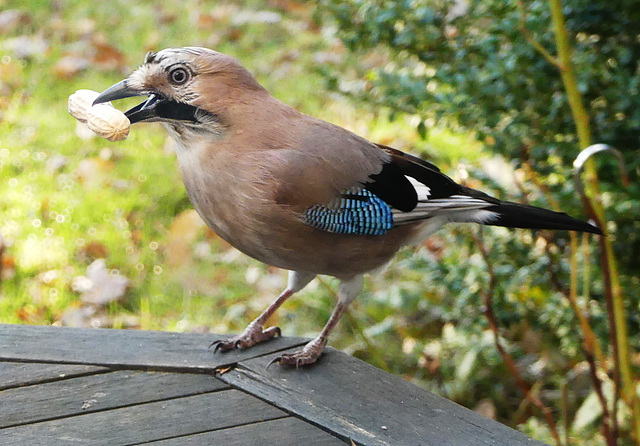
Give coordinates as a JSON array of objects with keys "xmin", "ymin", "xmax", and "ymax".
[
  {"xmin": 266, "ymin": 356, "xmax": 281, "ymax": 369},
  {"xmin": 209, "ymin": 325, "xmax": 282, "ymax": 355},
  {"xmin": 209, "ymin": 340, "xmax": 224, "ymax": 353}
]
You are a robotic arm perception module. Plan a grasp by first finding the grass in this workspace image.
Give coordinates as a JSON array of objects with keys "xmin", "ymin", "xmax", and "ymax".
[{"xmin": 0, "ymin": 0, "xmax": 482, "ymax": 334}]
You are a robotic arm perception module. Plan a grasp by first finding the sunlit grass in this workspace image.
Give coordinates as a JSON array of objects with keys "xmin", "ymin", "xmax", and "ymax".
[{"xmin": 1, "ymin": 0, "xmax": 486, "ymax": 333}]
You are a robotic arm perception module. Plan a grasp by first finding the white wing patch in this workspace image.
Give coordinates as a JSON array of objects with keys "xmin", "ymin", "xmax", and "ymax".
[
  {"xmin": 394, "ymin": 176, "xmax": 498, "ymax": 225},
  {"xmin": 407, "ymin": 176, "xmax": 430, "ymax": 201}
]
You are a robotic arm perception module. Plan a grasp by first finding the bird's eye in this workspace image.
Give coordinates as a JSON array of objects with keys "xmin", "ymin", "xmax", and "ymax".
[{"xmin": 169, "ymin": 67, "xmax": 189, "ymax": 85}]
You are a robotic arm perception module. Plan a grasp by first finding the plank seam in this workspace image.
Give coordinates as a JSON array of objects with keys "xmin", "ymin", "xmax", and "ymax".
[
  {"xmin": 0, "ymin": 340, "xmax": 309, "ymax": 373},
  {"xmin": 129, "ymin": 414, "xmax": 294, "ymax": 445},
  {"xmin": 218, "ymin": 365, "xmax": 354, "ymax": 445},
  {"xmin": 0, "ymin": 366, "xmax": 112, "ymax": 391},
  {"xmin": 0, "ymin": 387, "xmax": 233, "ymax": 430}
]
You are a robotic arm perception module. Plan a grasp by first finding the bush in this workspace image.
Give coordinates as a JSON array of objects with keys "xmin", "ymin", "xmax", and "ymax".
[{"xmin": 318, "ymin": 1, "xmax": 639, "ymax": 443}]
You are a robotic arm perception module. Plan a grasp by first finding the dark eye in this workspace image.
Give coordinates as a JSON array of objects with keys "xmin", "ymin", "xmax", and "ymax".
[{"xmin": 169, "ymin": 67, "xmax": 189, "ymax": 85}]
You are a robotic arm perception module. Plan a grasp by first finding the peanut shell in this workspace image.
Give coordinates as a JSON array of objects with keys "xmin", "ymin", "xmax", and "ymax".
[
  {"xmin": 86, "ymin": 104, "xmax": 131, "ymax": 141},
  {"xmin": 68, "ymin": 89, "xmax": 111, "ymax": 123}
]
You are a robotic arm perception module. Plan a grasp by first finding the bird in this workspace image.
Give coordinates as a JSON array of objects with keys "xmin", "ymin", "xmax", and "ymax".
[{"xmin": 93, "ymin": 47, "xmax": 601, "ymax": 367}]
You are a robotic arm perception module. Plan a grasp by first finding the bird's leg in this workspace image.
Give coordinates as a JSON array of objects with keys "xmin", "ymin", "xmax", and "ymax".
[
  {"xmin": 272, "ymin": 275, "xmax": 363, "ymax": 367},
  {"xmin": 211, "ymin": 271, "xmax": 315, "ymax": 353}
]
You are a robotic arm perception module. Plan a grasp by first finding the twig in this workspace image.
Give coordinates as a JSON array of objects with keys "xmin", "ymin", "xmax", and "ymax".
[
  {"xmin": 584, "ymin": 350, "xmax": 615, "ymax": 443},
  {"xmin": 518, "ymin": 158, "xmax": 605, "ymax": 364},
  {"xmin": 516, "ymin": 0, "xmax": 561, "ymax": 68},
  {"xmin": 472, "ymin": 231, "xmax": 562, "ymax": 446},
  {"xmin": 574, "ymin": 144, "xmax": 638, "ymax": 441},
  {"xmin": 516, "ymin": 158, "xmax": 614, "ymax": 444},
  {"xmin": 562, "ymin": 380, "xmax": 569, "ymax": 445}
]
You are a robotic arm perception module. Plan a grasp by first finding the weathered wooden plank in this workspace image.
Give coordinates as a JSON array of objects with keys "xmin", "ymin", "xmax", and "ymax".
[
  {"xmin": 220, "ymin": 347, "xmax": 547, "ymax": 446},
  {"xmin": 0, "ymin": 370, "xmax": 227, "ymax": 428},
  {"xmin": 0, "ymin": 389, "xmax": 286, "ymax": 445},
  {"xmin": 148, "ymin": 416, "xmax": 346, "ymax": 445},
  {"xmin": 0, "ymin": 361, "xmax": 109, "ymax": 390},
  {"xmin": 0, "ymin": 323, "xmax": 307, "ymax": 371}
]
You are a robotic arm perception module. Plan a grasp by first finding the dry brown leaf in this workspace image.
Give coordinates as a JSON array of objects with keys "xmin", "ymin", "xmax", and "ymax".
[
  {"xmin": 52, "ymin": 55, "xmax": 89, "ymax": 80},
  {"xmin": 79, "ymin": 240, "xmax": 109, "ymax": 260},
  {"xmin": 90, "ymin": 34, "xmax": 126, "ymax": 70},
  {"xmin": 1, "ymin": 253, "xmax": 15, "ymax": 280},
  {"xmin": 268, "ymin": 0, "xmax": 310, "ymax": 14}
]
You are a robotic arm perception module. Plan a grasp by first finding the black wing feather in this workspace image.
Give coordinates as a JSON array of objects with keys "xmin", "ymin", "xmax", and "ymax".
[
  {"xmin": 363, "ymin": 145, "xmax": 601, "ymax": 235},
  {"xmin": 365, "ymin": 145, "xmax": 463, "ymax": 211}
]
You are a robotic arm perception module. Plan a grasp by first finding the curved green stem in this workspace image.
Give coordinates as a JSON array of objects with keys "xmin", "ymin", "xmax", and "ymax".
[{"xmin": 548, "ymin": 0, "xmax": 639, "ymax": 441}]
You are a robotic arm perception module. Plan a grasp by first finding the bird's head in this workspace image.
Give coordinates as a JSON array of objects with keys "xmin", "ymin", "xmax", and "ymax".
[{"xmin": 93, "ymin": 47, "xmax": 266, "ymax": 135}]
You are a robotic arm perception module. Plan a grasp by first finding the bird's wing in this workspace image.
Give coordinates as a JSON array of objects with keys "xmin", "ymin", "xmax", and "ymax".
[
  {"xmin": 372, "ymin": 145, "xmax": 499, "ymax": 225},
  {"xmin": 296, "ymin": 143, "xmax": 499, "ymax": 236}
]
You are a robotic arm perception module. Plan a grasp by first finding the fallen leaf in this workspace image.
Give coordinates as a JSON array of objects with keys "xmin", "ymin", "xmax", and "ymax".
[
  {"xmin": 77, "ymin": 258, "xmax": 130, "ymax": 306},
  {"xmin": 79, "ymin": 240, "xmax": 109, "ymax": 260},
  {"xmin": 52, "ymin": 55, "xmax": 90, "ymax": 80},
  {"xmin": 59, "ymin": 303, "xmax": 96, "ymax": 327},
  {"xmin": 268, "ymin": 0, "xmax": 309, "ymax": 15},
  {"xmin": 90, "ymin": 34, "xmax": 126, "ymax": 70},
  {"xmin": 0, "ymin": 10, "xmax": 32, "ymax": 34},
  {"xmin": 232, "ymin": 10, "xmax": 281, "ymax": 26},
  {"xmin": 16, "ymin": 304, "xmax": 45, "ymax": 324},
  {"xmin": 4, "ymin": 35, "xmax": 49, "ymax": 60}
]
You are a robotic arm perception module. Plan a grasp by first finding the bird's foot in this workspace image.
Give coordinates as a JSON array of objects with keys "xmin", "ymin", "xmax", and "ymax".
[
  {"xmin": 268, "ymin": 336, "xmax": 326, "ymax": 368},
  {"xmin": 210, "ymin": 323, "xmax": 281, "ymax": 353}
]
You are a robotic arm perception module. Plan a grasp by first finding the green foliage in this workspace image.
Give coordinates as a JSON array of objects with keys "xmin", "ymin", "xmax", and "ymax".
[
  {"xmin": 318, "ymin": 0, "xmax": 639, "ymax": 274},
  {"xmin": 318, "ymin": 0, "xmax": 639, "ymax": 442}
]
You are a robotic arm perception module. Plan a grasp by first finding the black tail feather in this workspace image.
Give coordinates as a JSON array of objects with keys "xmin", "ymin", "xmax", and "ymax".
[{"xmin": 488, "ymin": 201, "xmax": 602, "ymax": 235}]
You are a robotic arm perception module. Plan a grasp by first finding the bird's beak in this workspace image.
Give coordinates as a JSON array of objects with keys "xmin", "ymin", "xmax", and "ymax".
[{"xmin": 93, "ymin": 79, "xmax": 199, "ymax": 124}]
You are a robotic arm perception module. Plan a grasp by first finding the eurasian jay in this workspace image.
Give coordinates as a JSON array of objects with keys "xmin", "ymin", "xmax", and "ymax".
[{"xmin": 93, "ymin": 47, "xmax": 601, "ymax": 366}]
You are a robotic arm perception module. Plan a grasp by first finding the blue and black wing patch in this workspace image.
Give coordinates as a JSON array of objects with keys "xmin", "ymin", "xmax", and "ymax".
[{"xmin": 305, "ymin": 189, "xmax": 393, "ymax": 235}]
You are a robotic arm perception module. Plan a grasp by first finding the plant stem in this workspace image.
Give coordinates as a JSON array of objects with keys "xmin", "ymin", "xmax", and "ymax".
[
  {"xmin": 473, "ymin": 233, "xmax": 561, "ymax": 445},
  {"xmin": 547, "ymin": 0, "xmax": 639, "ymax": 440}
]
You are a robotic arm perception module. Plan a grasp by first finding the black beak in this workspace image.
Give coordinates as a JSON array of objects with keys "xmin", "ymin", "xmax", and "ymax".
[
  {"xmin": 93, "ymin": 80, "xmax": 143, "ymax": 104},
  {"xmin": 93, "ymin": 80, "xmax": 201, "ymax": 124}
]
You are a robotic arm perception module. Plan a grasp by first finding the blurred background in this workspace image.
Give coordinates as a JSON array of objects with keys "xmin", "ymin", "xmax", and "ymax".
[{"xmin": 1, "ymin": 1, "xmax": 638, "ymax": 444}]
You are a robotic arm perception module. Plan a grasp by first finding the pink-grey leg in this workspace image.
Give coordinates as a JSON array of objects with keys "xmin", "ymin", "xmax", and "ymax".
[
  {"xmin": 270, "ymin": 275, "xmax": 364, "ymax": 368},
  {"xmin": 211, "ymin": 270, "xmax": 315, "ymax": 353}
]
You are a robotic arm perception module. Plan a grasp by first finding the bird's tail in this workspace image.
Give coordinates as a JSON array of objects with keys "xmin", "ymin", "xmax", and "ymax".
[{"xmin": 487, "ymin": 201, "xmax": 602, "ymax": 234}]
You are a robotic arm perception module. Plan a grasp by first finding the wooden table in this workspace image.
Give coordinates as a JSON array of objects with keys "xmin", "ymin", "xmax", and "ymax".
[{"xmin": 0, "ymin": 324, "xmax": 544, "ymax": 445}]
